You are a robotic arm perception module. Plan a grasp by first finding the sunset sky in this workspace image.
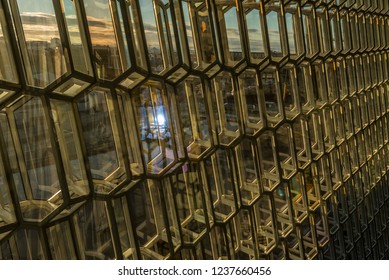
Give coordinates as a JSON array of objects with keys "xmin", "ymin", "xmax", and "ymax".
[{"xmin": 14, "ymin": 0, "xmax": 285, "ymax": 53}]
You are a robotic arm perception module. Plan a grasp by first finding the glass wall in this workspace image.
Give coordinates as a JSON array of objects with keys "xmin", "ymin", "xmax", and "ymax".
[{"xmin": 0, "ymin": 0, "xmax": 389, "ymax": 260}]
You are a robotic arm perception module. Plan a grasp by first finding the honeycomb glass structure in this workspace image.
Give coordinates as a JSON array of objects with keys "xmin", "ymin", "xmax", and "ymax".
[{"xmin": 0, "ymin": 0, "xmax": 389, "ymax": 260}]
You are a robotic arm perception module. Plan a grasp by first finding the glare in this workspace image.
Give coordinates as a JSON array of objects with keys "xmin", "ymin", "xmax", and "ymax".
[{"xmin": 157, "ymin": 114, "xmax": 165, "ymax": 126}]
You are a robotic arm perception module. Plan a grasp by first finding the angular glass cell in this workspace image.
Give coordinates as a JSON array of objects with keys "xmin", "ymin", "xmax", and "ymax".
[
  {"xmin": 324, "ymin": 59, "xmax": 339, "ymax": 104},
  {"xmin": 260, "ymin": 66, "xmax": 283, "ymax": 126},
  {"xmin": 279, "ymin": 64, "xmax": 300, "ymax": 120},
  {"xmin": 275, "ymin": 124, "xmax": 297, "ymax": 179},
  {"xmin": 132, "ymin": 82, "xmax": 178, "ymax": 175},
  {"xmin": 179, "ymin": 0, "xmax": 216, "ymax": 70},
  {"xmin": 316, "ymin": 156, "xmax": 333, "ymax": 200},
  {"xmin": 175, "ymin": 76, "xmax": 213, "ymax": 159},
  {"xmin": 210, "ymin": 71, "xmax": 241, "ymax": 146},
  {"xmin": 116, "ymin": 90, "xmax": 144, "ymax": 177},
  {"xmin": 307, "ymin": 112, "xmax": 325, "ymax": 160},
  {"xmin": 50, "ymin": 99, "xmax": 89, "ymax": 198},
  {"xmin": 257, "ymin": 130, "xmax": 280, "ymax": 191},
  {"xmin": 234, "ymin": 208, "xmax": 256, "ymax": 259},
  {"xmin": 0, "ymin": 144, "xmax": 16, "ymax": 230},
  {"xmin": 312, "ymin": 207, "xmax": 330, "ymax": 248},
  {"xmin": 77, "ymin": 87, "xmax": 129, "ymax": 194},
  {"xmin": 170, "ymin": 166, "xmax": 209, "ymax": 245},
  {"xmin": 214, "ymin": 1, "xmax": 244, "ymax": 67},
  {"xmin": 13, "ymin": 229, "xmax": 46, "ymax": 259},
  {"xmin": 83, "ymin": 0, "xmax": 130, "ymax": 80},
  {"xmin": 296, "ymin": 61, "xmax": 315, "ymax": 113},
  {"xmin": 339, "ymin": 10, "xmax": 351, "ymax": 54},
  {"xmin": 284, "ymin": 2, "xmax": 304, "ymax": 60},
  {"xmin": 265, "ymin": 3, "xmax": 287, "ymax": 62},
  {"xmin": 201, "ymin": 151, "xmax": 239, "ymax": 223},
  {"xmin": 126, "ymin": 0, "xmax": 147, "ymax": 70},
  {"xmin": 112, "ymin": 196, "xmax": 138, "ymax": 260},
  {"xmin": 335, "ymin": 57, "xmax": 348, "ymax": 100},
  {"xmin": 289, "ymin": 172, "xmax": 308, "ymax": 224},
  {"xmin": 273, "ymin": 183, "xmax": 293, "ymax": 238},
  {"xmin": 61, "ymin": 0, "xmax": 93, "ymax": 75},
  {"xmin": 328, "ymin": 8, "xmax": 342, "ymax": 55},
  {"xmin": 357, "ymin": 13, "xmax": 367, "ymax": 52},
  {"xmin": 301, "ymin": 4, "xmax": 319, "ymax": 58},
  {"xmin": 316, "ymin": 7, "xmax": 331, "ymax": 56},
  {"xmin": 242, "ymin": 0, "xmax": 268, "ymax": 65},
  {"xmin": 128, "ymin": 180, "xmax": 180, "ymax": 260},
  {"xmin": 298, "ymin": 218, "xmax": 318, "ymax": 259},
  {"xmin": 332, "ymin": 103, "xmax": 346, "ymax": 145},
  {"xmin": 5, "ymin": 97, "xmax": 62, "ymax": 222},
  {"xmin": 0, "ymin": 3, "xmax": 18, "ymax": 84},
  {"xmin": 139, "ymin": 0, "xmax": 178, "ymax": 75},
  {"xmin": 253, "ymin": 194, "xmax": 276, "ymax": 255},
  {"xmin": 303, "ymin": 165, "xmax": 321, "ymax": 211},
  {"xmin": 209, "ymin": 223, "xmax": 237, "ymax": 260},
  {"xmin": 320, "ymin": 107, "xmax": 336, "ymax": 152},
  {"xmin": 11, "ymin": 0, "xmax": 69, "ymax": 87},
  {"xmin": 73, "ymin": 200, "xmax": 114, "ymax": 259},
  {"xmin": 286, "ymin": 230, "xmax": 304, "ymax": 260},
  {"xmin": 238, "ymin": 69, "xmax": 264, "ymax": 136},
  {"xmin": 292, "ymin": 117, "xmax": 311, "ymax": 169},
  {"xmin": 235, "ymin": 138, "xmax": 261, "ymax": 206},
  {"xmin": 46, "ymin": 221, "xmax": 77, "ymax": 260},
  {"xmin": 312, "ymin": 59, "xmax": 328, "ymax": 107}
]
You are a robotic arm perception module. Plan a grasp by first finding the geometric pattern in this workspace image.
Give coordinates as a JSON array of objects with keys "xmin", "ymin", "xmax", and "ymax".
[{"xmin": 0, "ymin": 0, "xmax": 389, "ymax": 259}]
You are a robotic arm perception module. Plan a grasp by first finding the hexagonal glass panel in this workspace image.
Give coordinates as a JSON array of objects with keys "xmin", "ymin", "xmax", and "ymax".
[
  {"xmin": 10, "ymin": 0, "xmax": 70, "ymax": 88},
  {"xmin": 253, "ymin": 194, "xmax": 276, "ymax": 254},
  {"xmin": 284, "ymin": 2, "xmax": 304, "ymax": 60},
  {"xmin": 301, "ymin": 4, "xmax": 319, "ymax": 58},
  {"xmin": 132, "ymin": 82, "xmax": 177, "ymax": 175},
  {"xmin": 175, "ymin": 76, "xmax": 213, "ymax": 160},
  {"xmin": 279, "ymin": 64, "xmax": 300, "ymax": 120},
  {"xmin": 210, "ymin": 71, "xmax": 241, "ymax": 146},
  {"xmin": 170, "ymin": 166, "xmax": 209, "ymax": 245},
  {"xmin": 260, "ymin": 66, "xmax": 284, "ymax": 126},
  {"xmin": 257, "ymin": 130, "xmax": 280, "ymax": 191},
  {"xmin": 242, "ymin": 0, "xmax": 268, "ymax": 65},
  {"xmin": 76, "ymin": 87, "xmax": 129, "ymax": 194},
  {"xmin": 139, "ymin": 0, "xmax": 178, "ymax": 75},
  {"xmin": 0, "ymin": 145, "xmax": 17, "ymax": 230},
  {"xmin": 116, "ymin": 90, "xmax": 144, "ymax": 177},
  {"xmin": 61, "ymin": 0, "xmax": 93, "ymax": 75},
  {"xmin": 214, "ymin": 0, "xmax": 244, "ymax": 67},
  {"xmin": 0, "ymin": 2, "xmax": 18, "ymax": 84},
  {"xmin": 128, "ymin": 180, "xmax": 181, "ymax": 260},
  {"xmin": 83, "ymin": 0, "xmax": 130, "ymax": 80},
  {"xmin": 179, "ymin": 0, "xmax": 216, "ymax": 70},
  {"xmin": 238, "ymin": 69, "xmax": 264, "ymax": 136},
  {"xmin": 50, "ymin": 99, "xmax": 90, "ymax": 198},
  {"xmin": 275, "ymin": 124, "xmax": 297, "ymax": 180},
  {"xmin": 5, "ymin": 97, "xmax": 62, "ymax": 222},
  {"xmin": 201, "ymin": 151, "xmax": 239, "ymax": 223},
  {"xmin": 235, "ymin": 138, "xmax": 261, "ymax": 206},
  {"xmin": 265, "ymin": 2, "xmax": 288, "ymax": 62}
]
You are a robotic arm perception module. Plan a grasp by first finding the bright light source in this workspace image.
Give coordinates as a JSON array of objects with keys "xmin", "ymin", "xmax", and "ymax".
[{"xmin": 157, "ymin": 114, "xmax": 165, "ymax": 126}]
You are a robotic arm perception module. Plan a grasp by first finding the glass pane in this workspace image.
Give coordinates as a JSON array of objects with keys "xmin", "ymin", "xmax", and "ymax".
[
  {"xmin": 62, "ymin": 0, "xmax": 92, "ymax": 75},
  {"xmin": 0, "ymin": 3, "xmax": 18, "ymax": 83},
  {"xmin": 77, "ymin": 88, "xmax": 126, "ymax": 194},
  {"xmin": 13, "ymin": 97, "xmax": 62, "ymax": 221},
  {"xmin": 14, "ymin": 0, "xmax": 68, "ymax": 87},
  {"xmin": 83, "ymin": 0, "xmax": 130, "ymax": 80}
]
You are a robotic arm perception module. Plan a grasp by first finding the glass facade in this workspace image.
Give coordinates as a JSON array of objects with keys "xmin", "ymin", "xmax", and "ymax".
[{"xmin": 0, "ymin": 0, "xmax": 388, "ymax": 260}]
